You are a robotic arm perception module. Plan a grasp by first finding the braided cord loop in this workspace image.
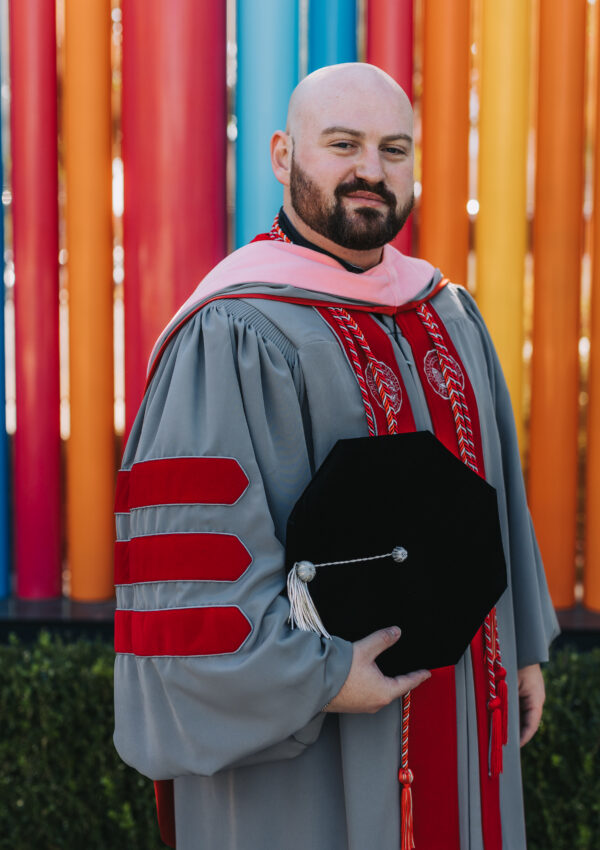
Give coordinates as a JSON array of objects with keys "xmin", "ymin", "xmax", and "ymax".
[
  {"xmin": 328, "ymin": 308, "xmax": 378, "ymax": 436},
  {"xmin": 269, "ymin": 215, "xmax": 292, "ymax": 243}
]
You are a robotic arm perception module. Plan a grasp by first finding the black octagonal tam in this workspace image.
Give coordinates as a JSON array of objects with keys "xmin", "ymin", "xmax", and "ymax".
[{"xmin": 285, "ymin": 431, "xmax": 507, "ymax": 677}]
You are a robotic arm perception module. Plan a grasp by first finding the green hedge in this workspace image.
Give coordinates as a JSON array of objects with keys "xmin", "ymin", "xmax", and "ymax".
[
  {"xmin": 0, "ymin": 632, "xmax": 161, "ymax": 850},
  {"xmin": 0, "ymin": 633, "xmax": 598, "ymax": 849},
  {"xmin": 521, "ymin": 645, "xmax": 600, "ymax": 849}
]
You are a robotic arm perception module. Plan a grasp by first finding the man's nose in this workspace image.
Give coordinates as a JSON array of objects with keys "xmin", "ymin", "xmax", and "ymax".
[{"xmin": 354, "ymin": 147, "xmax": 385, "ymax": 183}]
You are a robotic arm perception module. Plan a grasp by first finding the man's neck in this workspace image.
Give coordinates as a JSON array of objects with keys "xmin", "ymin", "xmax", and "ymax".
[{"xmin": 281, "ymin": 203, "xmax": 384, "ymax": 271}]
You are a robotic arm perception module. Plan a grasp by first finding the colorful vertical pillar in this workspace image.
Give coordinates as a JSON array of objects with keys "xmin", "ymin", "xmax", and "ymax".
[
  {"xmin": 420, "ymin": 0, "xmax": 470, "ymax": 285},
  {"xmin": 366, "ymin": 0, "xmax": 414, "ymax": 256},
  {"xmin": 122, "ymin": 0, "xmax": 227, "ymax": 430},
  {"xmin": 9, "ymin": 0, "xmax": 61, "ymax": 598},
  {"xmin": 64, "ymin": 0, "xmax": 114, "ymax": 600},
  {"xmin": 308, "ymin": 0, "xmax": 357, "ymax": 73},
  {"xmin": 584, "ymin": 3, "xmax": 600, "ymax": 613},
  {"xmin": 236, "ymin": 0, "xmax": 299, "ymax": 247},
  {"xmin": 476, "ymin": 0, "xmax": 531, "ymax": 448},
  {"xmin": 529, "ymin": 0, "xmax": 586, "ymax": 608},
  {"xmin": 0, "ymin": 47, "xmax": 8, "ymax": 599}
]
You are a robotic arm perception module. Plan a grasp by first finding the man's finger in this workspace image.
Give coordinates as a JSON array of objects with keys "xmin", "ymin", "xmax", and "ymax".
[
  {"xmin": 519, "ymin": 702, "xmax": 543, "ymax": 747},
  {"xmin": 356, "ymin": 626, "xmax": 402, "ymax": 660},
  {"xmin": 390, "ymin": 669, "xmax": 431, "ymax": 699}
]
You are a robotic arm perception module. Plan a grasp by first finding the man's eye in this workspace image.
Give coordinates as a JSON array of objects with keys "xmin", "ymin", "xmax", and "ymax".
[
  {"xmin": 383, "ymin": 146, "xmax": 407, "ymax": 156},
  {"xmin": 331, "ymin": 141, "xmax": 354, "ymax": 150}
]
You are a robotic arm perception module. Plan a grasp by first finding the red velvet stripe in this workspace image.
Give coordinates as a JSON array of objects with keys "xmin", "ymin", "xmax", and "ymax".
[
  {"xmin": 410, "ymin": 667, "xmax": 461, "ymax": 849},
  {"xmin": 126, "ymin": 457, "xmax": 249, "ymax": 509},
  {"xmin": 115, "ymin": 533, "xmax": 252, "ymax": 585},
  {"xmin": 395, "ymin": 305, "xmax": 502, "ymax": 850},
  {"xmin": 395, "ymin": 308, "xmax": 463, "ymax": 458},
  {"xmin": 114, "ymin": 470, "xmax": 130, "ymax": 513},
  {"xmin": 154, "ymin": 780, "xmax": 176, "ymax": 849},
  {"xmin": 114, "ymin": 607, "xmax": 251, "ymax": 656}
]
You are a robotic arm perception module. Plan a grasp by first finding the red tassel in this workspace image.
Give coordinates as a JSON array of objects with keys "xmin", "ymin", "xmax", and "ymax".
[
  {"xmin": 398, "ymin": 767, "xmax": 415, "ymax": 850},
  {"xmin": 489, "ymin": 697, "xmax": 503, "ymax": 777},
  {"xmin": 495, "ymin": 665, "xmax": 508, "ymax": 745}
]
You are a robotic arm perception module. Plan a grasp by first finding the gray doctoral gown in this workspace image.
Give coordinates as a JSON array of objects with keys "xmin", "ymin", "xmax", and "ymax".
[{"xmin": 114, "ymin": 275, "xmax": 559, "ymax": 850}]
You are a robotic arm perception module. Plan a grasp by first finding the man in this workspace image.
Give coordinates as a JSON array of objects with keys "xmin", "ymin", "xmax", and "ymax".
[{"xmin": 114, "ymin": 64, "xmax": 558, "ymax": 849}]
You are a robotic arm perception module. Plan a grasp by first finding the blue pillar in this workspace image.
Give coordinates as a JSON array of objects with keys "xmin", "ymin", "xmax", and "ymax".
[
  {"xmin": 235, "ymin": 0, "xmax": 299, "ymax": 247},
  {"xmin": 308, "ymin": 0, "xmax": 357, "ymax": 73}
]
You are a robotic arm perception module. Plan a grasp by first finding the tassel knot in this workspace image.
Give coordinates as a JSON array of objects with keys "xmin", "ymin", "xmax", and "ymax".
[
  {"xmin": 286, "ymin": 562, "xmax": 331, "ymax": 639},
  {"xmin": 398, "ymin": 768, "xmax": 415, "ymax": 850},
  {"xmin": 398, "ymin": 767, "xmax": 414, "ymax": 786}
]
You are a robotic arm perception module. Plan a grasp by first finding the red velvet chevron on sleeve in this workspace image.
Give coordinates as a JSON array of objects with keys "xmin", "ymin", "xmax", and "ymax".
[
  {"xmin": 114, "ymin": 607, "xmax": 252, "ymax": 656},
  {"xmin": 115, "ymin": 456, "xmax": 249, "ymax": 512},
  {"xmin": 114, "ymin": 533, "xmax": 252, "ymax": 585}
]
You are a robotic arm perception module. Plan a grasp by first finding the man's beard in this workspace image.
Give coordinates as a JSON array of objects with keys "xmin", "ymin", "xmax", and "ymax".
[{"xmin": 289, "ymin": 155, "xmax": 414, "ymax": 251}]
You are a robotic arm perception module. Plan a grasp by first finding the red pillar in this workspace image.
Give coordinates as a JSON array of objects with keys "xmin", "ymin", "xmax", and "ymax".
[
  {"xmin": 122, "ymin": 0, "xmax": 227, "ymax": 431},
  {"xmin": 366, "ymin": 0, "xmax": 414, "ymax": 255},
  {"xmin": 9, "ymin": 0, "xmax": 61, "ymax": 598}
]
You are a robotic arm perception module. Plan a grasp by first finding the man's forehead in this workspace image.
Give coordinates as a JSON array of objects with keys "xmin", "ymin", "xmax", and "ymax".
[{"xmin": 286, "ymin": 63, "xmax": 413, "ymax": 137}]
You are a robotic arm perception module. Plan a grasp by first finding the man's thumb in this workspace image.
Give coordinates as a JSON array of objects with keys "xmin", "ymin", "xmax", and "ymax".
[{"xmin": 358, "ymin": 626, "xmax": 402, "ymax": 660}]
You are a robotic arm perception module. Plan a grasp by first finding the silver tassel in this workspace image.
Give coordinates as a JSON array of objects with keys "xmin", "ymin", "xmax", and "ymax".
[
  {"xmin": 286, "ymin": 547, "xmax": 407, "ymax": 640},
  {"xmin": 287, "ymin": 561, "xmax": 332, "ymax": 639}
]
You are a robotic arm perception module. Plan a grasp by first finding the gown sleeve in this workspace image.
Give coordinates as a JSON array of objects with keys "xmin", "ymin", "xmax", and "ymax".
[
  {"xmin": 113, "ymin": 301, "xmax": 353, "ymax": 780},
  {"xmin": 455, "ymin": 288, "xmax": 560, "ymax": 668}
]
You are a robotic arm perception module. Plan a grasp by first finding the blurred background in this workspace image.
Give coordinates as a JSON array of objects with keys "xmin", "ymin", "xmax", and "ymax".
[{"xmin": 0, "ymin": 0, "xmax": 598, "ymax": 648}]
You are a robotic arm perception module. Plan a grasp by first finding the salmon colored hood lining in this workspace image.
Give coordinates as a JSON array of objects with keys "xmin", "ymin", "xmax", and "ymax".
[{"xmin": 147, "ymin": 240, "xmax": 438, "ymax": 380}]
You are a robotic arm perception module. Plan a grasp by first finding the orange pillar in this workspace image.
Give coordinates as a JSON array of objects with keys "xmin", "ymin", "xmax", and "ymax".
[
  {"xmin": 419, "ymin": 0, "xmax": 470, "ymax": 284},
  {"xmin": 529, "ymin": 0, "xmax": 586, "ymax": 608},
  {"xmin": 584, "ymin": 3, "xmax": 600, "ymax": 612},
  {"xmin": 64, "ymin": 0, "xmax": 115, "ymax": 600}
]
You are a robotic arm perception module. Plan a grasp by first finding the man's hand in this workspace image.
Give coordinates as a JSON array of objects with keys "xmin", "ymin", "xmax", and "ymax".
[
  {"xmin": 324, "ymin": 627, "xmax": 431, "ymax": 714},
  {"xmin": 518, "ymin": 663, "xmax": 545, "ymax": 747}
]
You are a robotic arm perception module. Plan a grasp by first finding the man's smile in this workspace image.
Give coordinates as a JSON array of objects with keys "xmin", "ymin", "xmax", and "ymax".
[{"xmin": 344, "ymin": 191, "xmax": 388, "ymax": 207}]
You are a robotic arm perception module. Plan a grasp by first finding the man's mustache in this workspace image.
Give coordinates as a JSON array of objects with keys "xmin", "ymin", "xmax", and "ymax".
[{"xmin": 335, "ymin": 178, "xmax": 397, "ymax": 207}]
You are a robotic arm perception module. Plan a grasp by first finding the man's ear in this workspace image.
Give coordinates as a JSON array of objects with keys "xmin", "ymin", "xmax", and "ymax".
[{"xmin": 271, "ymin": 130, "xmax": 292, "ymax": 186}]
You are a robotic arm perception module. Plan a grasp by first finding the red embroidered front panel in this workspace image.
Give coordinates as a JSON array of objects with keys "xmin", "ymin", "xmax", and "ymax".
[
  {"xmin": 114, "ymin": 533, "xmax": 252, "ymax": 585},
  {"xmin": 114, "ymin": 607, "xmax": 252, "ymax": 656},
  {"xmin": 396, "ymin": 303, "xmax": 503, "ymax": 850},
  {"xmin": 316, "ymin": 307, "xmax": 416, "ymax": 436},
  {"xmin": 396, "ymin": 305, "xmax": 485, "ymax": 474},
  {"xmin": 125, "ymin": 457, "xmax": 249, "ymax": 509}
]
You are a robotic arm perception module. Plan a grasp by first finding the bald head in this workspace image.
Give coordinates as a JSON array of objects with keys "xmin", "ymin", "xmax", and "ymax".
[
  {"xmin": 286, "ymin": 63, "xmax": 413, "ymax": 140},
  {"xmin": 270, "ymin": 62, "xmax": 415, "ymax": 268}
]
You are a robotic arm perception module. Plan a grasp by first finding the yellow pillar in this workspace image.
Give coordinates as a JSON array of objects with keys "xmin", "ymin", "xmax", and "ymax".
[
  {"xmin": 476, "ymin": 0, "xmax": 531, "ymax": 450},
  {"xmin": 64, "ymin": 0, "xmax": 114, "ymax": 600}
]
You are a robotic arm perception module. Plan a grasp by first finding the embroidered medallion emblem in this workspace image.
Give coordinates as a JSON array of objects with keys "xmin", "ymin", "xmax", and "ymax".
[
  {"xmin": 365, "ymin": 359, "xmax": 403, "ymax": 413},
  {"xmin": 423, "ymin": 349, "xmax": 465, "ymax": 399}
]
